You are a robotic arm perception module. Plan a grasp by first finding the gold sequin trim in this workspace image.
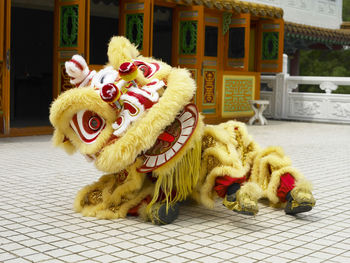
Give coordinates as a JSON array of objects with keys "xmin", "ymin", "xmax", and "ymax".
[
  {"xmin": 109, "ymin": 170, "xmax": 128, "ymax": 194},
  {"xmin": 234, "ymin": 128, "xmax": 254, "ymax": 166},
  {"xmin": 109, "ymin": 197, "xmax": 129, "ymax": 213},
  {"xmin": 85, "ymin": 190, "xmax": 103, "ymax": 205},
  {"xmin": 202, "ymin": 135, "xmax": 216, "ymax": 151},
  {"xmin": 109, "ymin": 204, "xmax": 120, "ymax": 213},
  {"xmin": 207, "ymin": 155, "xmax": 221, "ymax": 174}
]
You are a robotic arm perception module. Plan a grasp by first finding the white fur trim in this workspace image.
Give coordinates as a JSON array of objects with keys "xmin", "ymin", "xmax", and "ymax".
[
  {"xmin": 91, "ymin": 66, "xmax": 119, "ymax": 89},
  {"xmin": 112, "ymin": 111, "xmax": 132, "ymax": 136},
  {"xmin": 65, "ymin": 55, "xmax": 90, "ymax": 85},
  {"xmin": 80, "ymin": 70, "xmax": 96, "ymax": 87}
]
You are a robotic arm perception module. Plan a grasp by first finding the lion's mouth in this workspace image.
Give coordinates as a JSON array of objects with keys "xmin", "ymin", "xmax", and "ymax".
[{"xmin": 84, "ymin": 135, "xmax": 119, "ymax": 161}]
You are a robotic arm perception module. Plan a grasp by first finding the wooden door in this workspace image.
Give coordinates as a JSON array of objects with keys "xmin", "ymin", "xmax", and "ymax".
[
  {"xmin": 256, "ymin": 19, "xmax": 284, "ymax": 73},
  {"xmin": 119, "ymin": 0, "xmax": 154, "ymax": 57},
  {"xmin": 223, "ymin": 13, "xmax": 251, "ymax": 72},
  {"xmin": 53, "ymin": 0, "xmax": 88, "ymax": 98},
  {"xmin": 0, "ymin": 0, "xmax": 10, "ymax": 134},
  {"xmin": 200, "ymin": 10, "xmax": 222, "ymax": 118},
  {"xmin": 173, "ymin": 5, "xmax": 204, "ymax": 109},
  {"xmin": 0, "ymin": 0, "xmax": 4, "ymax": 63}
]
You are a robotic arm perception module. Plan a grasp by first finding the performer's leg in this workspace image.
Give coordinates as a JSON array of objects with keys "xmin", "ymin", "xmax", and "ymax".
[
  {"xmin": 140, "ymin": 202, "xmax": 180, "ymax": 225},
  {"xmin": 250, "ymin": 146, "xmax": 315, "ymax": 214},
  {"xmin": 277, "ymin": 173, "xmax": 315, "ymax": 214},
  {"xmin": 215, "ymin": 176, "xmax": 262, "ymax": 216},
  {"xmin": 197, "ymin": 121, "xmax": 263, "ymax": 215}
]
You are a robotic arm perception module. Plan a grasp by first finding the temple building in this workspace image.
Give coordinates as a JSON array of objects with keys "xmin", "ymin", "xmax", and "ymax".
[{"xmin": 1, "ymin": 0, "xmax": 349, "ymax": 136}]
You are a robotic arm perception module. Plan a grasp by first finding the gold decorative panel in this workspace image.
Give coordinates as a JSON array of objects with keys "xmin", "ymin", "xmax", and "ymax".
[
  {"xmin": 203, "ymin": 70, "xmax": 216, "ymax": 106},
  {"xmin": 222, "ymin": 75, "xmax": 255, "ymax": 118}
]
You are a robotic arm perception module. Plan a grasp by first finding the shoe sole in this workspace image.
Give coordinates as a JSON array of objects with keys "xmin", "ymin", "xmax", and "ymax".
[
  {"xmin": 155, "ymin": 204, "xmax": 179, "ymax": 225},
  {"xmin": 235, "ymin": 210, "xmax": 255, "ymax": 216},
  {"xmin": 285, "ymin": 202, "xmax": 313, "ymax": 215}
]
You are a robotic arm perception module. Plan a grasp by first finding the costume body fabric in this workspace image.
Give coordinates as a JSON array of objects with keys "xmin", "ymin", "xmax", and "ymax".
[{"xmin": 50, "ymin": 37, "xmax": 315, "ymax": 225}]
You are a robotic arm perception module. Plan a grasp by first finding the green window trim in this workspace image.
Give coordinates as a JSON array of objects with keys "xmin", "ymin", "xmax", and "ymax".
[
  {"xmin": 262, "ymin": 32, "xmax": 279, "ymax": 60},
  {"xmin": 179, "ymin": 21, "xmax": 198, "ymax": 55},
  {"xmin": 60, "ymin": 5, "xmax": 79, "ymax": 48},
  {"xmin": 126, "ymin": 13, "xmax": 144, "ymax": 50}
]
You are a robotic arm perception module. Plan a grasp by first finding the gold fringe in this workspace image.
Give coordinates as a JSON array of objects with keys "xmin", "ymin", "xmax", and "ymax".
[{"xmin": 147, "ymin": 139, "xmax": 202, "ymax": 212}]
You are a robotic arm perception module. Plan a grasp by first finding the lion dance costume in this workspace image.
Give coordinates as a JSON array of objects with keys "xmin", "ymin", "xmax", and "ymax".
[{"xmin": 50, "ymin": 37, "xmax": 315, "ymax": 225}]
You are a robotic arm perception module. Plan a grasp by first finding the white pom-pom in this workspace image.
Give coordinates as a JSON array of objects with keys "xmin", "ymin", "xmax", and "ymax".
[{"xmin": 65, "ymin": 55, "xmax": 90, "ymax": 86}]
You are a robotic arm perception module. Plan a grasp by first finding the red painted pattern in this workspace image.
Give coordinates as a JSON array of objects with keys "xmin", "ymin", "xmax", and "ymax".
[
  {"xmin": 133, "ymin": 60, "xmax": 160, "ymax": 78},
  {"xmin": 124, "ymin": 102, "xmax": 138, "ymax": 115},
  {"xmin": 126, "ymin": 91, "xmax": 155, "ymax": 109},
  {"xmin": 71, "ymin": 111, "xmax": 106, "ymax": 144},
  {"xmin": 116, "ymin": 116, "xmax": 123, "ymax": 125}
]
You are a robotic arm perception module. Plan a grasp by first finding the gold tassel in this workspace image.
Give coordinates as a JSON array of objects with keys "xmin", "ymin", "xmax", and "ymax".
[{"xmin": 147, "ymin": 139, "xmax": 202, "ymax": 213}]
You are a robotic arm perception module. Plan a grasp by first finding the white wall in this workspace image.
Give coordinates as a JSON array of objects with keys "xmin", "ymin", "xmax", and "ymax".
[{"xmin": 244, "ymin": 0, "xmax": 343, "ymax": 29}]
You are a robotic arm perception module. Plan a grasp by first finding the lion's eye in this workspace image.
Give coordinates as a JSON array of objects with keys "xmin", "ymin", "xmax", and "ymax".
[
  {"xmin": 89, "ymin": 116, "xmax": 102, "ymax": 131},
  {"xmin": 138, "ymin": 65, "xmax": 149, "ymax": 77},
  {"xmin": 70, "ymin": 110, "xmax": 106, "ymax": 144}
]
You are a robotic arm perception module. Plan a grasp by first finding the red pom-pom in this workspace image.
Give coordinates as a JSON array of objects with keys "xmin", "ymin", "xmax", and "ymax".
[
  {"xmin": 100, "ymin": 83, "xmax": 120, "ymax": 103},
  {"xmin": 119, "ymin": 62, "xmax": 137, "ymax": 76}
]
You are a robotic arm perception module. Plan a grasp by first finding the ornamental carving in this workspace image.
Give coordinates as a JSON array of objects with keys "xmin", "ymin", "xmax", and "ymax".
[
  {"xmin": 262, "ymin": 32, "xmax": 279, "ymax": 60},
  {"xmin": 126, "ymin": 13, "xmax": 144, "ymax": 50},
  {"xmin": 60, "ymin": 64, "xmax": 74, "ymax": 93},
  {"xmin": 293, "ymin": 101, "xmax": 321, "ymax": 116},
  {"xmin": 320, "ymin": 81, "xmax": 337, "ymax": 94},
  {"xmin": 203, "ymin": 70, "xmax": 216, "ymax": 105},
  {"xmin": 188, "ymin": 69, "xmax": 197, "ymax": 81},
  {"xmin": 287, "ymin": 80, "xmax": 298, "ymax": 92},
  {"xmin": 222, "ymin": 12, "xmax": 232, "ymax": 35},
  {"xmin": 179, "ymin": 21, "xmax": 197, "ymax": 55},
  {"xmin": 332, "ymin": 103, "xmax": 350, "ymax": 118},
  {"xmin": 60, "ymin": 5, "xmax": 79, "ymax": 47}
]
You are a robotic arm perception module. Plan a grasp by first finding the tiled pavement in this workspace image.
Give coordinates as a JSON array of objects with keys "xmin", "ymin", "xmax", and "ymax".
[{"xmin": 0, "ymin": 120, "xmax": 349, "ymax": 263}]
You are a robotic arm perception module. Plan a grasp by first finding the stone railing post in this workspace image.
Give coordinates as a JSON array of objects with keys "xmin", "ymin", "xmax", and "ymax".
[
  {"xmin": 274, "ymin": 54, "xmax": 289, "ymax": 119},
  {"xmin": 320, "ymin": 81, "xmax": 338, "ymax": 94}
]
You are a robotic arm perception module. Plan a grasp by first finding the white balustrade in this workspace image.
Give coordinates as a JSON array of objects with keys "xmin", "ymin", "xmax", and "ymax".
[{"xmin": 260, "ymin": 55, "xmax": 350, "ymax": 124}]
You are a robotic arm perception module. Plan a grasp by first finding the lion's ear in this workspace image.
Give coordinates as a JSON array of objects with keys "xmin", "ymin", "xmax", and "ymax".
[
  {"xmin": 107, "ymin": 36, "xmax": 140, "ymax": 69},
  {"xmin": 52, "ymin": 129, "xmax": 76, "ymax": 155}
]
